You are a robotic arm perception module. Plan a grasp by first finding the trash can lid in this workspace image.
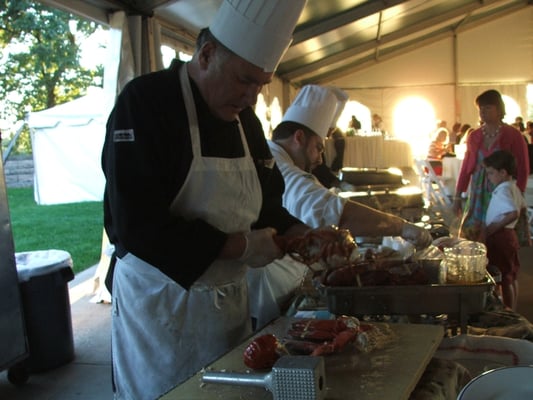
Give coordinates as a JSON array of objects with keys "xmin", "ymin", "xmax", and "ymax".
[{"xmin": 16, "ymin": 250, "xmax": 73, "ymax": 282}]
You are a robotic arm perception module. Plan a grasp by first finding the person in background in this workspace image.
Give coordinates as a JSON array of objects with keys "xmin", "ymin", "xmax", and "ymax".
[
  {"xmin": 312, "ymin": 151, "xmax": 341, "ymax": 188},
  {"xmin": 101, "ymin": 1, "xmax": 308, "ymax": 398},
  {"xmin": 453, "ymin": 89, "xmax": 529, "ymax": 242},
  {"xmin": 327, "ymin": 88, "xmax": 349, "ymax": 173},
  {"xmin": 426, "ymin": 127, "xmax": 449, "ymax": 175},
  {"xmin": 525, "ymin": 120, "xmax": 533, "ymax": 143},
  {"xmin": 348, "ymin": 114, "xmax": 361, "ymax": 133},
  {"xmin": 248, "ymin": 84, "xmax": 432, "ymax": 329},
  {"xmin": 311, "ymin": 87, "xmax": 349, "ymax": 187},
  {"xmin": 457, "ymin": 123, "xmax": 472, "ymax": 144},
  {"xmin": 327, "ymin": 126, "xmax": 346, "ymax": 172},
  {"xmin": 512, "ymin": 116, "xmax": 530, "ymax": 144},
  {"xmin": 519, "ymin": 121, "xmax": 531, "ymax": 144},
  {"xmin": 372, "ymin": 113, "xmax": 383, "ymax": 133},
  {"xmin": 515, "ymin": 116, "xmax": 525, "ymax": 133},
  {"xmin": 482, "ymin": 150, "xmax": 526, "ymax": 310},
  {"xmin": 526, "ymin": 121, "xmax": 533, "ymax": 171},
  {"xmin": 436, "ymin": 119, "xmax": 448, "ymax": 133},
  {"xmin": 447, "ymin": 122, "xmax": 461, "ymax": 153}
]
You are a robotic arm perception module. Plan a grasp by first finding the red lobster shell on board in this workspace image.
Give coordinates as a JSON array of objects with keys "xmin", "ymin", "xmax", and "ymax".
[
  {"xmin": 243, "ymin": 333, "xmax": 287, "ymax": 370},
  {"xmin": 243, "ymin": 317, "xmax": 371, "ymax": 370},
  {"xmin": 284, "ymin": 316, "xmax": 370, "ymax": 357}
]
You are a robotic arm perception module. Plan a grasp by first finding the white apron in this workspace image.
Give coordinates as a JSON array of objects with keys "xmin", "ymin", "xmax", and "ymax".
[
  {"xmin": 247, "ymin": 255, "xmax": 308, "ymax": 330},
  {"xmin": 111, "ymin": 63, "xmax": 262, "ymax": 400}
]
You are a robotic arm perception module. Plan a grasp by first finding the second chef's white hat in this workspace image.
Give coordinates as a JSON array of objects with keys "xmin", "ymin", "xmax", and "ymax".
[
  {"xmin": 209, "ymin": 0, "xmax": 306, "ymax": 72},
  {"xmin": 282, "ymin": 85, "xmax": 338, "ymax": 139},
  {"xmin": 328, "ymin": 87, "xmax": 349, "ymax": 128}
]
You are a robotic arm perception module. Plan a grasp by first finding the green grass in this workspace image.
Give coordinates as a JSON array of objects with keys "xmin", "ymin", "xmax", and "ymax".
[{"xmin": 7, "ymin": 187, "xmax": 104, "ymax": 274}]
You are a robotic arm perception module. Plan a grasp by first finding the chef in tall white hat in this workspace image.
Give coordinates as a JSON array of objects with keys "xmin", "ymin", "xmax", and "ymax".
[
  {"xmin": 102, "ymin": 1, "xmax": 308, "ymax": 399},
  {"xmin": 209, "ymin": 0, "xmax": 305, "ymax": 72},
  {"xmin": 247, "ymin": 85, "xmax": 339, "ymax": 330},
  {"xmin": 248, "ymin": 86, "xmax": 432, "ymax": 324},
  {"xmin": 274, "ymin": 83, "xmax": 432, "ymax": 248},
  {"xmin": 273, "ymin": 84, "xmax": 340, "ymax": 173}
]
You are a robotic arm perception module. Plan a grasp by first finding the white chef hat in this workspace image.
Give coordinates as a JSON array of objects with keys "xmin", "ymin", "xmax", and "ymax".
[
  {"xmin": 282, "ymin": 85, "xmax": 338, "ymax": 139},
  {"xmin": 328, "ymin": 87, "xmax": 349, "ymax": 128},
  {"xmin": 209, "ymin": 0, "xmax": 306, "ymax": 72}
]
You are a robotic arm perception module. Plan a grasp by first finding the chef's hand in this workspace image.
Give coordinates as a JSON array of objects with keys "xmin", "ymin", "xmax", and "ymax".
[
  {"xmin": 240, "ymin": 228, "xmax": 283, "ymax": 268},
  {"xmin": 401, "ymin": 222, "xmax": 433, "ymax": 250}
]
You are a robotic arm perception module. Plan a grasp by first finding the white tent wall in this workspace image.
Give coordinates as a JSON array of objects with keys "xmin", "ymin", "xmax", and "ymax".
[
  {"xmin": 458, "ymin": 10, "xmax": 533, "ymax": 84},
  {"xmin": 346, "ymin": 85, "xmax": 455, "ymax": 135},
  {"xmin": 328, "ymin": 8, "xmax": 532, "ymax": 136},
  {"xmin": 28, "ymin": 88, "xmax": 107, "ymax": 205}
]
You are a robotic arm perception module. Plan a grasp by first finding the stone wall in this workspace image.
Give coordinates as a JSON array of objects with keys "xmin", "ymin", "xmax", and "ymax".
[{"xmin": 3, "ymin": 155, "xmax": 34, "ymax": 188}]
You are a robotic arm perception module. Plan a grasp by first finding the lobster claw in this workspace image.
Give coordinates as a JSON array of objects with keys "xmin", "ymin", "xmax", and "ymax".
[
  {"xmin": 243, "ymin": 334, "xmax": 287, "ymax": 370},
  {"xmin": 284, "ymin": 226, "xmax": 358, "ymax": 271}
]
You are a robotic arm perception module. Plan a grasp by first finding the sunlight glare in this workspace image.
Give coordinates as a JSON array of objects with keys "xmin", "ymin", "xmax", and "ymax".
[
  {"xmin": 80, "ymin": 27, "xmax": 108, "ymax": 69},
  {"xmin": 337, "ymin": 101, "xmax": 371, "ymax": 133},
  {"xmin": 501, "ymin": 95, "xmax": 521, "ymax": 124},
  {"xmin": 393, "ymin": 97, "xmax": 435, "ymax": 159}
]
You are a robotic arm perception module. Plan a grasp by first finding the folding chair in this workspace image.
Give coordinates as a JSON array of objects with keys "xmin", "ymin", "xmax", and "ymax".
[{"xmin": 414, "ymin": 159, "xmax": 453, "ymax": 211}]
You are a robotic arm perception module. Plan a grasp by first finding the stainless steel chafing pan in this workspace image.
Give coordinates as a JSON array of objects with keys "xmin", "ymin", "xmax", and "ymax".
[{"xmin": 318, "ymin": 272, "xmax": 496, "ymax": 333}]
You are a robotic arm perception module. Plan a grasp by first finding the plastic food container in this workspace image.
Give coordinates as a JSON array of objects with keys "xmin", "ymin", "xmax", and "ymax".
[{"xmin": 442, "ymin": 241, "xmax": 487, "ymax": 284}]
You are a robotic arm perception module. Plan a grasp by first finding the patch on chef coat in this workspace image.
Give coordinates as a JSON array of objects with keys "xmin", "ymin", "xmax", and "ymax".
[
  {"xmin": 257, "ymin": 158, "xmax": 275, "ymax": 169},
  {"xmin": 113, "ymin": 129, "xmax": 135, "ymax": 142}
]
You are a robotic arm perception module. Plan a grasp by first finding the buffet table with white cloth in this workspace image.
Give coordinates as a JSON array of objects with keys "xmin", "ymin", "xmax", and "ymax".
[
  {"xmin": 441, "ymin": 156, "xmax": 464, "ymax": 196},
  {"xmin": 325, "ymin": 135, "xmax": 413, "ymax": 169}
]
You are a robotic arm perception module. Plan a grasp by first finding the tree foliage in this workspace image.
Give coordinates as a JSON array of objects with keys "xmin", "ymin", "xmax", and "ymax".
[{"xmin": 0, "ymin": 0, "xmax": 104, "ymax": 124}]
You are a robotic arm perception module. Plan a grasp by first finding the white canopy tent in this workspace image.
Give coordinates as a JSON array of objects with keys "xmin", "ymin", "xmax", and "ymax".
[{"xmin": 28, "ymin": 87, "xmax": 107, "ymax": 205}]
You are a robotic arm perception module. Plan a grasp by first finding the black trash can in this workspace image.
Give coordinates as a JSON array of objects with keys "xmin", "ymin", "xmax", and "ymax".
[{"xmin": 15, "ymin": 250, "xmax": 75, "ymax": 373}]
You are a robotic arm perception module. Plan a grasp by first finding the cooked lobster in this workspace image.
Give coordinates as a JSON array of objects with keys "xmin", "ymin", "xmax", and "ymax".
[
  {"xmin": 320, "ymin": 260, "xmax": 430, "ymax": 287},
  {"xmin": 243, "ymin": 333, "xmax": 287, "ymax": 370},
  {"xmin": 242, "ymin": 317, "xmax": 371, "ymax": 370},
  {"xmin": 280, "ymin": 226, "xmax": 358, "ymax": 272},
  {"xmin": 285, "ymin": 316, "xmax": 369, "ymax": 356}
]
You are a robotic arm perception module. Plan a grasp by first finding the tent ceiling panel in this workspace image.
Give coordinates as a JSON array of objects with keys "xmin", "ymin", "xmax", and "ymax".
[{"xmin": 39, "ymin": 0, "xmax": 532, "ymax": 88}]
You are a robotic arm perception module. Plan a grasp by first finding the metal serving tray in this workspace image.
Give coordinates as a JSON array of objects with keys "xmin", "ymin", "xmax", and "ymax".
[{"xmin": 319, "ymin": 273, "xmax": 496, "ymax": 332}]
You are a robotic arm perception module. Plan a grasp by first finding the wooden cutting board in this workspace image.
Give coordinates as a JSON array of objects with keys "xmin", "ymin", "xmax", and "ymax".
[{"xmin": 161, "ymin": 318, "xmax": 443, "ymax": 400}]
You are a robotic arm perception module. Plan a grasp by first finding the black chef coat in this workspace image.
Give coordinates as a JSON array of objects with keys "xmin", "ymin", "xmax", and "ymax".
[{"xmin": 102, "ymin": 60, "xmax": 301, "ymax": 289}]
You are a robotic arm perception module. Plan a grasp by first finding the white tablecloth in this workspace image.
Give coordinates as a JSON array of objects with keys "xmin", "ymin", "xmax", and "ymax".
[
  {"xmin": 325, "ymin": 136, "xmax": 413, "ymax": 169},
  {"xmin": 382, "ymin": 139, "xmax": 414, "ymax": 168},
  {"xmin": 442, "ymin": 157, "xmax": 463, "ymax": 195}
]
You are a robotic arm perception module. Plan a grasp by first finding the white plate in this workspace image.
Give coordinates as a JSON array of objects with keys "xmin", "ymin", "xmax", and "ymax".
[{"xmin": 457, "ymin": 365, "xmax": 533, "ymax": 400}]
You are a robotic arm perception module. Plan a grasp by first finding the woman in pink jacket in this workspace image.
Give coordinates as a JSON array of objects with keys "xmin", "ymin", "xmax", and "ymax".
[{"xmin": 453, "ymin": 89, "xmax": 529, "ymax": 241}]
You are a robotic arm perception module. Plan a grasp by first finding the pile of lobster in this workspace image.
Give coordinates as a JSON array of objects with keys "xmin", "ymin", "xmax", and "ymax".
[
  {"xmin": 279, "ymin": 226, "xmax": 359, "ymax": 272},
  {"xmin": 243, "ymin": 316, "xmax": 373, "ymax": 370},
  {"xmin": 279, "ymin": 226, "xmax": 429, "ymax": 287}
]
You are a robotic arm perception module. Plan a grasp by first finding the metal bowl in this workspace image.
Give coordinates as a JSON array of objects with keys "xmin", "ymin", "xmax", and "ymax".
[{"xmin": 457, "ymin": 365, "xmax": 533, "ymax": 400}]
